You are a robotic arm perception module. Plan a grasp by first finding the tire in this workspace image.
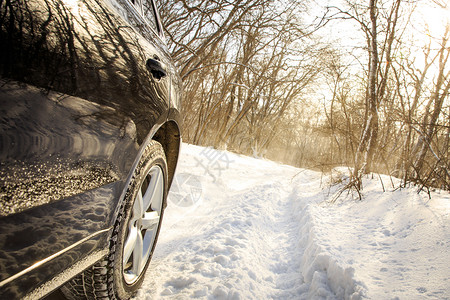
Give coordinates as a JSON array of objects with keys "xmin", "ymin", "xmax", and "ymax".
[{"xmin": 61, "ymin": 140, "xmax": 168, "ymax": 299}]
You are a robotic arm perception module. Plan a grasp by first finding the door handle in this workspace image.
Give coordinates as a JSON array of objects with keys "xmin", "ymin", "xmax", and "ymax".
[{"xmin": 146, "ymin": 58, "xmax": 167, "ymax": 80}]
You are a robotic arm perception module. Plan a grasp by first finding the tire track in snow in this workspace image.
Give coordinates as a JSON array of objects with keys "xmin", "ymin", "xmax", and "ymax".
[{"xmin": 134, "ymin": 144, "xmax": 310, "ymax": 299}]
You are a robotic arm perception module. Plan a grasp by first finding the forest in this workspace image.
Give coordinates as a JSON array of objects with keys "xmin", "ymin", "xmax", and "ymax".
[{"xmin": 156, "ymin": 0, "xmax": 450, "ymax": 192}]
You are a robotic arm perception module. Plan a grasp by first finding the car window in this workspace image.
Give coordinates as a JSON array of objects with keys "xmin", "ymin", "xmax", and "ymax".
[
  {"xmin": 129, "ymin": 0, "xmax": 160, "ymax": 35},
  {"xmin": 142, "ymin": 1, "xmax": 158, "ymax": 32}
]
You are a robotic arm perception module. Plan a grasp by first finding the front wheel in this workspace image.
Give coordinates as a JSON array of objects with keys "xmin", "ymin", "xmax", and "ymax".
[{"xmin": 62, "ymin": 140, "xmax": 168, "ymax": 299}]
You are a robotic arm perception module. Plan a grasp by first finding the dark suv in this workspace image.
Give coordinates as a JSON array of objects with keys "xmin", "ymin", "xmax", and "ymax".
[{"xmin": 0, "ymin": 0, "xmax": 181, "ymax": 298}]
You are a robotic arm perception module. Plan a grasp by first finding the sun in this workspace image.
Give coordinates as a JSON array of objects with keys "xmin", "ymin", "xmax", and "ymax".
[{"xmin": 415, "ymin": 1, "xmax": 450, "ymax": 41}]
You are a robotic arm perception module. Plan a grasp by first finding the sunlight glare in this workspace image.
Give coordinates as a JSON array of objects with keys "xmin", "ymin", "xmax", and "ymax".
[{"xmin": 415, "ymin": 1, "xmax": 450, "ymax": 42}]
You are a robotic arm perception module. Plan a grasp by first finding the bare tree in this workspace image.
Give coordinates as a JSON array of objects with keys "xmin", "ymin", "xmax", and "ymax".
[
  {"xmin": 158, "ymin": 0, "xmax": 323, "ymax": 157},
  {"xmin": 155, "ymin": 0, "xmax": 449, "ymax": 192},
  {"xmin": 411, "ymin": 27, "xmax": 450, "ymax": 187}
]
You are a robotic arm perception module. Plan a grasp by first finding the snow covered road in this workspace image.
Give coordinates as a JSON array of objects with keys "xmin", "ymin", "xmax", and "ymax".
[
  {"xmin": 135, "ymin": 144, "xmax": 449, "ymax": 299},
  {"xmin": 135, "ymin": 144, "xmax": 309, "ymax": 298}
]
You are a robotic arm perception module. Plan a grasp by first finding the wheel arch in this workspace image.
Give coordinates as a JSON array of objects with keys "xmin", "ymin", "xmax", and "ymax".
[{"xmin": 152, "ymin": 120, "xmax": 181, "ymax": 190}]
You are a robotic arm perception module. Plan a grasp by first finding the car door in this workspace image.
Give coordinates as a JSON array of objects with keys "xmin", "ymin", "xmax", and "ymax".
[
  {"xmin": 94, "ymin": 0, "xmax": 174, "ymax": 144},
  {"xmin": 0, "ymin": 0, "xmax": 177, "ymax": 298}
]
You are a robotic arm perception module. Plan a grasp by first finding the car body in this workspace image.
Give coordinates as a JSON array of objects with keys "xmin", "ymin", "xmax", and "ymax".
[{"xmin": 0, "ymin": 0, "xmax": 181, "ymax": 298}]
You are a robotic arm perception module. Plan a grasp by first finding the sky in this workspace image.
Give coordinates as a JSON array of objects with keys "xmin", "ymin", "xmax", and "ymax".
[{"xmin": 301, "ymin": 0, "xmax": 450, "ymax": 108}]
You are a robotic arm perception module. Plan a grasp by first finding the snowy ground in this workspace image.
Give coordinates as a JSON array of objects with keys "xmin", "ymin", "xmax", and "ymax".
[{"xmin": 135, "ymin": 143, "xmax": 449, "ymax": 299}]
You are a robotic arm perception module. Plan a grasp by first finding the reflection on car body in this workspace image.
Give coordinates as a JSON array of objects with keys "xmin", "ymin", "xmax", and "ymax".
[{"xmin": 0, "ymin": 0, "xmax": 181, "ymax": 298}]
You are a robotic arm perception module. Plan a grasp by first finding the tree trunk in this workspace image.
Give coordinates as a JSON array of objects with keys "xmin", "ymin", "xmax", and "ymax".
[{"xmin": 353, "ymin": 0, "xmax": 379, "ymax": 183}]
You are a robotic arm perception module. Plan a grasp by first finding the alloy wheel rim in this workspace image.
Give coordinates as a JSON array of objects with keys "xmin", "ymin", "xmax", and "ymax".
[{"xmin": 122, "ymin": 165, "xmax": 163, "ymax": 284}]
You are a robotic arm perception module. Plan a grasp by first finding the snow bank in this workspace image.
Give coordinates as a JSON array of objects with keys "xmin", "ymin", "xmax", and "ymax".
[
  {"xmin": 289, "ymin": 174, "xmax": 365, "ymax": 299},
  {"xmin": 299, "ymin": 170, "xmax": 449, "ymax": 299}
]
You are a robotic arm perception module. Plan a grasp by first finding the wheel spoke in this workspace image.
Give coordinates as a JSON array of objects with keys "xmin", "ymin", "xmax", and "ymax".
[
  {"xmin": 142, "ymin": 169, "xmax": 157, "ymax": 211},
  {"xmin": 142, "ymin": 179, "xmax": 153, "ymax": 213},
  {"xmin": 123, "ymin": 226, "xmax": 138, "ymax": 265},
  {"xmin": 132, "ymin": 189, "xmax": 144, "ymax": 221},
  {"xmin": 148, "ymin": 169, "xmax": 163, "ymax": 212},
  {"xmin": 141, "ymin": 211, "xmax": 160, "ymax": 230},
  {"xmin": 132, "ymin": 230, "xmax": 144, "ymax": 276}
]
